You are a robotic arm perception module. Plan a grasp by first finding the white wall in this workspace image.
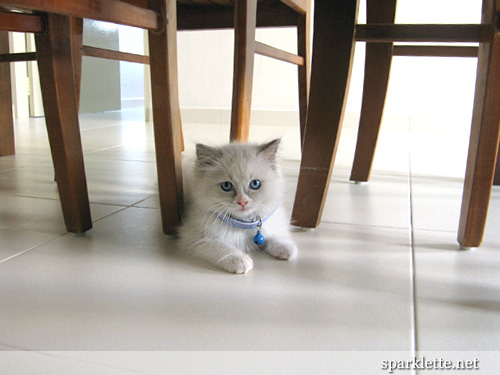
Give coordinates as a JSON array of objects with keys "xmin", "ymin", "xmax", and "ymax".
[
  {"xmin": 9, "ymin": 0, "xmax": 484, "ymax": 122},
  {"xmin": 111, "ymin": 0, "xmax": 484, "ymax": 124},
  {"xmin": 118, "ymin": 25, "xmax": 145, "ymax": 109},
  {"xmin": 356, "ymin": 0, "xmax": 482, "ymax": 119},
  {"xmin": 172, "ymin": 0, "xmax": 482, "ymax": 123},
  {"xmin": 80, "ymin": 20, "xmax": 121, "ymax": 113},
  {"xmin": 176, "ymin": 27, "xmax": 301, "ymax": 111}
]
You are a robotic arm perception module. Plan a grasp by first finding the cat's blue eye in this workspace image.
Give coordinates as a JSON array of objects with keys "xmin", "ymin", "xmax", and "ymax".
[
  {"xmin": 221, "ymin": 181, "xmax": 233, "ymax": 192},
  {"xmin": 249, "ymin": 179, "xmax": 261, "ymax": 190}
]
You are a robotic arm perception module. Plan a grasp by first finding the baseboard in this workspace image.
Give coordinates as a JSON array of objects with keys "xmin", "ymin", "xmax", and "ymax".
[
  {"xmin": 179, "ymin": 108, "xmax": 301, "ymax": 127},
  {"xmin": 143, "ymin": 107, "xmax": 423, "ymax": 131}
]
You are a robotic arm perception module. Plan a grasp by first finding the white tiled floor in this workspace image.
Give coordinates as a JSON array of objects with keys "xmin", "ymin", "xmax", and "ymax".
[{"xmin": 1, "ymin": 109, "xmax": 499, "ymax": 373}]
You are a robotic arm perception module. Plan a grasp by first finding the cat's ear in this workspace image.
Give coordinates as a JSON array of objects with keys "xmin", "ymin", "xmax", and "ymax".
[
  {"xmin": 257, "ymin": 139, "xmax": 281, "ymax": 166},
  {"xmin": 196, "ymin": 144, "xmax": 223, "ymax": 169}
]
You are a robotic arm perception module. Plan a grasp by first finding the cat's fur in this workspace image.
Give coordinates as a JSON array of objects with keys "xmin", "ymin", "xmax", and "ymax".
[{"xmin": 179, "ymin": 139, "xmax": 297, "ymax": 274}]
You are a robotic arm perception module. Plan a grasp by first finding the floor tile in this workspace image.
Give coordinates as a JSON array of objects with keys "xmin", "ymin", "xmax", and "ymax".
[
  {"xmin": 411, "ymin": 176, "xmax": 464, "ymax": 233},
  {"xmin": 0, "ymin": 154, "xmax": 52, "ymax": 173},
  {"xmin": 413, "ymin": 229, "xmax": 500, "ymax": 351},
  {"xmin": 409, "ymin": 115, "xmax": 470, "ymax": 180},
  {"xmin": 11, "ymin": 117, "xmax": 52, "ymax": 158},
  {"xmin": 0, "ymin": 161, "xmax": 59, "ymax": 200},
  {"xmin": 0, "ymin": 208, "xmax": 413, "ymax": 351},
  {"xmin": 319, "ymin": 172, "xmax": 411, "ymax": 230},
  {"xmin": 0, "ymin": 352, "xmax": 134, "ymax": 375},
  {"xmin": 2, "ymin": 109, "xmax": 499, "ymax": 368},
  {"xmin": 0, "ymin": 227, "xmax": 57, "ymax": 263},
  {"xmin": 0, "ymin": 193, "xmax": 126, "ymax": 235},
  {"xmin": 83, "ymin": 156, "xmax": 158, "ymax": 206},
  {"xmin": 411, "ymin": 177, "xmax": 500, "ymax": 245}
]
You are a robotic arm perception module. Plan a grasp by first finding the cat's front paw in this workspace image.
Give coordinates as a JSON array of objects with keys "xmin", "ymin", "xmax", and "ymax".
[
  {"xmin": 266, "ymin": 241, "xmax": 298, "ymax": 261},
  {"xmin": 218, "ymin": 253, "xmax": 254, "ymax": 274}
]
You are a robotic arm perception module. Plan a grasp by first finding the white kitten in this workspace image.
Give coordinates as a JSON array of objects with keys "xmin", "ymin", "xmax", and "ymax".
[{"xmin": 179, "ymin": 139, "xmax": 297, "ymax": 274}]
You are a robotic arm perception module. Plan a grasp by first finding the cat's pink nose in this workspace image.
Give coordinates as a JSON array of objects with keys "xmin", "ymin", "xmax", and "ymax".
[{"xmin": 237, "ymin": 199, "xmax": 248, "ymax": 208}]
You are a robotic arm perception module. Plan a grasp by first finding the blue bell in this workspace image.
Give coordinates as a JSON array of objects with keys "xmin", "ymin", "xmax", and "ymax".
[{"xmin": 253, "ymin": 231, "xmax": 265, "ymax": 245}]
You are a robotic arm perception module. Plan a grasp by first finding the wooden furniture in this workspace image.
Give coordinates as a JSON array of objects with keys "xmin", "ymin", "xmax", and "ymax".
[
  {"xmin": 1, "ymin": 10, "xmax": 93, "ymax": 233},
  {"xmin": 292, "ymin": 0, "xmax": 500, "ymax": 248},
  {"xmin": 350, "ymin": 0, "xmax": 500, "ymax": 190},
  {"xmin": 1, "ymin": 0, "xmax": 309, "ymax": 235},
  {"xmin": 0, "ymin": 18, "xmax": 149, "ymax": 156},
  {"xmin": 83, "ymin": 0, "xmax": 312, "ymax": 143},
  {"xmin": 0, "ymin": 30, "xmax": 15, "ymax": 157},
  {"xmin": 173, "ymin": 0, "xmax": 311, "ymax": 143},
  {"xmin": 0, "ymin": 0, "xmax": 183, "ymax": 235}
]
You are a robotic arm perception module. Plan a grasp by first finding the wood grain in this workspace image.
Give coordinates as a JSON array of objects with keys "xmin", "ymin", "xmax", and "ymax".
[
  {"xmin": 297, "ymin": 2, "xmax": 311, "ymax": 146},
  {"xmin": 458, "ymin": 0, "xmax": 500, "ymax": 248},
  {"xmin": 254, "ymin": 42, "xmax": 304, "ymax": 66},
  {"xmin": 355, "ymin": 24, "xmax": 490, "ymax": 43},
  {"xmin": 229, "ymin": 0, "xmax": 257, "ymax": 142},
  {"xmin": 0, "ymin": 10, "xmax": 44, "ymax": 32},
  {"xmin": 350, "ymin": 0, "xmax": 396, "ymax": 182},
  {"xmin": 34, "ymin": 13, "xmax": 92, "ymax": 233},
  {"xmin": 0, "ymin": 0, "xmax": 159, "ymax": 30},
  {"xmin": 147, "ymin": 0, "xmax": 184, "ymax": 234},
  {"xmin": 70, "ymin": 17, "xmax": 83, "ymax": 111},
  {"xmin": 291, "ymin": 0, "xmax": 358, "ymax": 227},
  {"xmin": 0, "ymin": 31, "xmax": 15, "ymax": 156}
]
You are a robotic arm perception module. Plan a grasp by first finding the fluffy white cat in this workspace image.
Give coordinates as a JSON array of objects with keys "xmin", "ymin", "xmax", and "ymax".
[{"xmin": 179, "ymin": 139, "xmax": 297, "ymax": 274}]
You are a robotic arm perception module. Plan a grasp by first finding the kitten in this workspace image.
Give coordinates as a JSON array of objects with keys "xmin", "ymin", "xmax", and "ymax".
[{"xmin": 179, "ymin": 139, "xmax": 297, "ymax": 274}]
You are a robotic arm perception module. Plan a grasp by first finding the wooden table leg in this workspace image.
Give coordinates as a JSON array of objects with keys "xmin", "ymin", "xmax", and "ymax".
[
  {"xmin": 0, "ymin": 31, "xmax": 15, "ymax": 157},
  {"xmin": 458, "ymin": 0, "xmax": 500, "ymax": 248},
  {"xmin": 229, "ymin": 0, "xmax": 257, "ymax": 143},
  {"xmin": 34, "ymin": 13, "xmax": 92, "ymax": 233},
  {"xmin": 148, "ymin": 0, "xmax": 183, "ymax": 234},
  {"xmin": 291, "ymin": 0, "xmax": 359, "ymax": 228}
]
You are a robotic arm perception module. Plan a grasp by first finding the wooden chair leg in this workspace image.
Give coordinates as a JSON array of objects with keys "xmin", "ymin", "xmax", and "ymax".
[
  {"xmin": 350, "ymin": 0, "xmax": 396, "ymax": 182},
  {"xmin": 350, "ymin": 44, "xmax": 393, "ymax": 181},
  {"xmin": 458, "ymin": 0, "xmax": 500, "ymax": 248},
  {"xmin": 229, "ymin": 0, "xmax": 257, "ymax": 143},
  {"xmin": 34, "ymin": 13, "xmax": 92, "ymax": 233},
  {"xmin": 0, "ymin": 31, "xmax": 15, "ymax": 157},
  {"xmin": 297, "ymin": 3, "xmax": 311, "ymax": 146},
  {"xmin": 494, "ymin": 139, "xmax": 500, "ymax": 185},
  {"xmin": 147, "ymin": 0, "xmax": 183, "ymax": 234},
  {"xmin": 291, "ymin": 0, "xmax": 358, "ymax": 228},
  {"xmin": 70, "ymin": 17, "xmax": 83, "ymax": 111}
]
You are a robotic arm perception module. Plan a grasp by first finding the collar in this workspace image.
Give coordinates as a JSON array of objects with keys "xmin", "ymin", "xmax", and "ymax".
[{"xmin": 218, "ymin": 206, "xmax": 278, "ymax": 230}]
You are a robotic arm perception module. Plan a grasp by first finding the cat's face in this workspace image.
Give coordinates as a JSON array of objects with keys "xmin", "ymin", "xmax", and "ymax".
[{"xmin": 194, "ymin": 140, "xmax": 283, "ymax": 220}]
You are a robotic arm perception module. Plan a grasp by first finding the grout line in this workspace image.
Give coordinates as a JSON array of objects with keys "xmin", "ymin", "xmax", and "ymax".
[
  {"xmin": 12, "ymin": 194, "xmax": 59, "ymax": 201},
  {"xmin": 317, "ymin": 219, "xmax": 411, "ymax": 232},
  {"xmin": 91, "ymin": 199, "xmax": 158, "ymax": 224},
  {"xmin": 408, "ymin": 115, "xmax": 420, "ymax": 366},
  {"xmin": 92, "ymin": 206, "xmax": 130, "ymax": 224},
  {"xmin": 0, "ymin": 234, "xmax": 67, "ymax": 266},
  {"xmin": 34, "ymin": 352, "xmax": 146, "ymax": 375}
]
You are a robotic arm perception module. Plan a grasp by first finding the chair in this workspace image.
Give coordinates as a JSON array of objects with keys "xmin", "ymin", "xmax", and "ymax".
[
  {"xmin": 1, "ymin": 0, "xmax": 310, "ymax": 234},
  {"xmin": 174, "ymin": 0, "xmax": 312, "ymax": 143},
  {"xmin": 349, "ymin": 0, "xmax": 500, "ymax": 188},
  {"xmin": 292, "ymin": 0, "xmax": 500, "ymax": 248},
  {"xmin": 83, "ymin": 0, "xmax": 312, "ymax": 142},
  {"xmin": 0, "ymin": 0, "xmax": 183, "ymax": 235}
]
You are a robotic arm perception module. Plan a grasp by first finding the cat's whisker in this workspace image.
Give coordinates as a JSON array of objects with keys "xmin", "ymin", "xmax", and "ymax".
[{"xmin": 202, "ymin": 203, "xmax": 229, "ymax": 235}]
